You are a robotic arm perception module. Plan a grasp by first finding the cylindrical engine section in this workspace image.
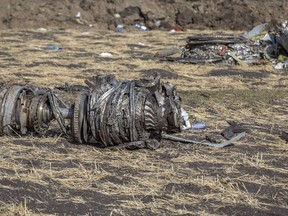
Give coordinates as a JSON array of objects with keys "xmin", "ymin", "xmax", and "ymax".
[
  {"xmin": 0, "ymin": 86, "xmax": 34, "ymax": 135},
  {"xmin": 88, "ymin": 79, "xmax": 183, "ymax": 147},
  {"xmin": 89, "ymin": 81, "xmax": 151, "ymax": 146},
  {"xmin": 28, "ymin": 93, "xmax": 54, "ymax": 135},
  {"xmin": 144, "ymin": 90, "xmax": 182, "ymax": 133},
  {"xmin": 0, "ymin": 75, "xmax": 184, "ymax": 147}
]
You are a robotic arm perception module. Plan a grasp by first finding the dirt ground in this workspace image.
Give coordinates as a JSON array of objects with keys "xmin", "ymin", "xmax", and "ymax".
[
  {"xmin": 1, "ymin": 2, "xmax": 288, "ymax": 216},
  {"xmin": 0, "ymin": 27, "xmax": 287, "ymax": 215},
  {"xmin": 0, "ymin": 0, "xmax": 287, "ymax": 31}
]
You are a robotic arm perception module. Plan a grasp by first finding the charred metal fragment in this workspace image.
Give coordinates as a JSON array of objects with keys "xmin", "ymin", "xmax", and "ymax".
[
  {"xmin": 160, "ymin": 20, "xmax": 288, "ymax": 68},
  {"xmin": 0, "ymin": 74, "xmax": 185, "ymax": 149},
  {"xmin": 2, "ymin": 75, "xmax": 265, "ymax": 148},
  {"xmin": 180, "ymin": 34, "xmax": 263, "ymax": 65},
  {"xmin": 221, "ymin": 121, "xmax": 288, "ymax": 142}
]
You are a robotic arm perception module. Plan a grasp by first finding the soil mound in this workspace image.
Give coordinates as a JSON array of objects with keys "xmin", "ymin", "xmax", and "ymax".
[{"xmin": 0, "ymin": 0, "xmax": 287, "ymax": 30}]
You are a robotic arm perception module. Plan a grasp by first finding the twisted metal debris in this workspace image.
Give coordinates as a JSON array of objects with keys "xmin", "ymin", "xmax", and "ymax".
[
  {"xmin": 0, "ymin": 74, "xmax": 187, "ymax": 149},
  {"xmin": 3, "ymin": 74, "xmax": 285, "ymax": 148},
  {"xmin": 161, "ymin": 20, "xmax": 288, "ymax": 68}
]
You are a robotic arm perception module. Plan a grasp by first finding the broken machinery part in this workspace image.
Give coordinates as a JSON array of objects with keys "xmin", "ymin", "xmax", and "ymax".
[{"xmin": 0, "ymin": 75, "xmax": 184, "ymax": 149}]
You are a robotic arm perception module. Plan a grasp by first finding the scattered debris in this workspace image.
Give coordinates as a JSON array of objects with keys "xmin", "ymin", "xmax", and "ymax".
[
  {"xmin": 135, "ymin": 23, "xmax": 149, "ymax": 31},
  {"xmin": 45, "ymin": 45, "xmax": 62, "ymax": 51},
  {"xmin": 37, "ymin": 28, "xmax": 47, "ymax": 32},
  {"xmin": 116, "ymin": 24, "xmax": 125, "ymax": 33},
  {"xmin": 191, "ymin": 122, "xmax": 206, "ymax": 130},
  {"xmin": 75, "ymin": 11, "xmax": 81, "ymax": 18},
  {"xmin": 160, "ymin": 20, "xmax": 288, "ymax": 69},
  {"xmin": 274, "ymin": 61, "xmax": 287, "ymax": 69},
  {"xmin": 0, "ymin": 75, "xmax": 182, "ymax": 149},
  {"xmin": 0, "ymin": 75, "xmax": 252, "ymax": 149},
  {"xmin": 243, "ymin": 23, "xmax": 267, "ymax": 39},
  {"xmin": 114, "ymin": 13, "xmax": 121, "ymax": 18},
  {"xmin": 162, "ymin": 132, "xmax": 246, "ymax": 148},
  {"xmin": 75, "ymin": 17, "xmax": 84, "ymax": 25},
  {"xmin": 181, "ymin": 108, "xmax": 191, "ymax": 130},
  {"xmin": 99, "ymin": 52, "xmax": 113, "ymax": 57},
  {"xmin": 155, "ymin": 20, "xmax": 161, "ymax": 27},
  {"xmin": 73, "ymin": 11, "xmax": 92, "ymax": 26},
  {"xmin": 137, "ymin": 42, "xmax": 146, "ymax": 46},
  {"xmin": 221, "ymin": 121, "xmax": 288, "ymax": 142}
]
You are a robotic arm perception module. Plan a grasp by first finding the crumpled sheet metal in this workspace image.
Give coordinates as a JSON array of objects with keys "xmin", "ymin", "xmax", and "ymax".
[
  {"xmin": 160, "ymin": 34, "xmax": 264, "ymax": 65},
  {"xmin": 86, "ymin": 74, "xmax": 183, "ymax": 148},
  {"xmin": 1, "ymin": 75, "xmax": 283, "ymax": 149},
  {"xmin": 181, "ymin": 36, "xmax": 263, "ymax": 65},
  {"xmin": 0, "ymin": 74, "xmax": 183, "ymax": 149},
  {"xmin": 160, "ymin": 20, "xmax": 288, "ymax": 69}
]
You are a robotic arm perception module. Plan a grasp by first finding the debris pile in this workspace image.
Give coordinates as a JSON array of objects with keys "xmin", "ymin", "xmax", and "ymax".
[
  {"xmin": 0, "ymin": 74, "xmax": 286, "ymax": 149},
  {"xmin": 161, "ymin": 21, "xmax": 288, "ymax": 69}
]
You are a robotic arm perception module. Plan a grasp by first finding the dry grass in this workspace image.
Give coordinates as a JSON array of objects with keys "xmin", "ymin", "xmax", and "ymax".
[{"xmin": 0, "ymin": 28, "xmax": 287, "ymax": 215}]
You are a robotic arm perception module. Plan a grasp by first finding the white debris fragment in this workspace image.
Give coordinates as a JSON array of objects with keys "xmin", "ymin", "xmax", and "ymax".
[
  {"xmin": 181, "ymin": 108, "xmax": 191, "ymax": 130},
  {"xmin": 38, "ymin": 28, "xmax": 47, "ymax": 32},
  {"xmin": 99, "ymin": 52, "xmax": 113, "ymax": 57},
  {"xmin": 117, "ymin": 24, "xmax": 124, "ymax": 29},
  {"xmin": 155, "ymin": 20, "xmax": 161, "ymax": 27},
  {"xmin": 262, "ymin": 33, "xmax": 274, "ymax": 42},
  {"xmin": 243, "ymin": 23, "xmax": 267, "ymax": 39},
  {"xmin": 274, "ymin": 62, "xmax": 287, "ymax": 69},
  {"xmin": 114, "ymin": 13, "xmax": 121, "ymax": 18},
  {"xmin": 140, "ymin": 25, "xmax": 148, "ymax": 30},
  {"xmin": 76, "ymin": 12, "xmax": 81, "ymax": 18}
]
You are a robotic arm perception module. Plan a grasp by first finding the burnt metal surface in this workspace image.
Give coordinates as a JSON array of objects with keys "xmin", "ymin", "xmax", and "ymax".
[
  {"xmin": 0, "ymin": 74, "xmax": 284, "ymax": 148},
  {"xmin": 0, "ymin": 74, "xmax": 183, "ymax": 149},
  {"xmin": 161, "ymin": 34, "xmax": 264, "ymax": 65},
  {"xmin": 160, "ymin": 21, "xmax": 288, "ymax": 68}
]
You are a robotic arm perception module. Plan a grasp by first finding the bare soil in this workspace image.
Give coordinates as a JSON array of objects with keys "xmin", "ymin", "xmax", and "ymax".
[{"xmin": 0, "ymin": 0, "xmax": 287, "ymax": 31}]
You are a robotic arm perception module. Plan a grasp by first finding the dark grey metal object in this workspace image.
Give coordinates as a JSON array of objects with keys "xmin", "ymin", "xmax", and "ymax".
[
  {"xmin": 179, "ymin": 34, "xmax": 263, "ymax": 65},
  {"xmin": 160, "ymin": 21, "xmax": 288, "ymax": 67},
  {"xmin": 0, "ymin": 75, "xmax": 253, "ymax": 148},
  {"xmin": 221, "ymin": 121, "xmax": 288, "ymax": 142},
  {"xmin": 0, "ymin": 74, "xmax": 184, "ymax": 149}
]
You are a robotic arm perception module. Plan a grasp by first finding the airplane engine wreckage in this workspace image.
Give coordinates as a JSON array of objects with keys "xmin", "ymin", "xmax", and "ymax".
[
  {"xmin": 0, "ymin": 75, "xmax": 286, "ymax": 150},
  {"xmin": 0, "ymin": 74, "xmax": 186, "ymax": 150}
]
